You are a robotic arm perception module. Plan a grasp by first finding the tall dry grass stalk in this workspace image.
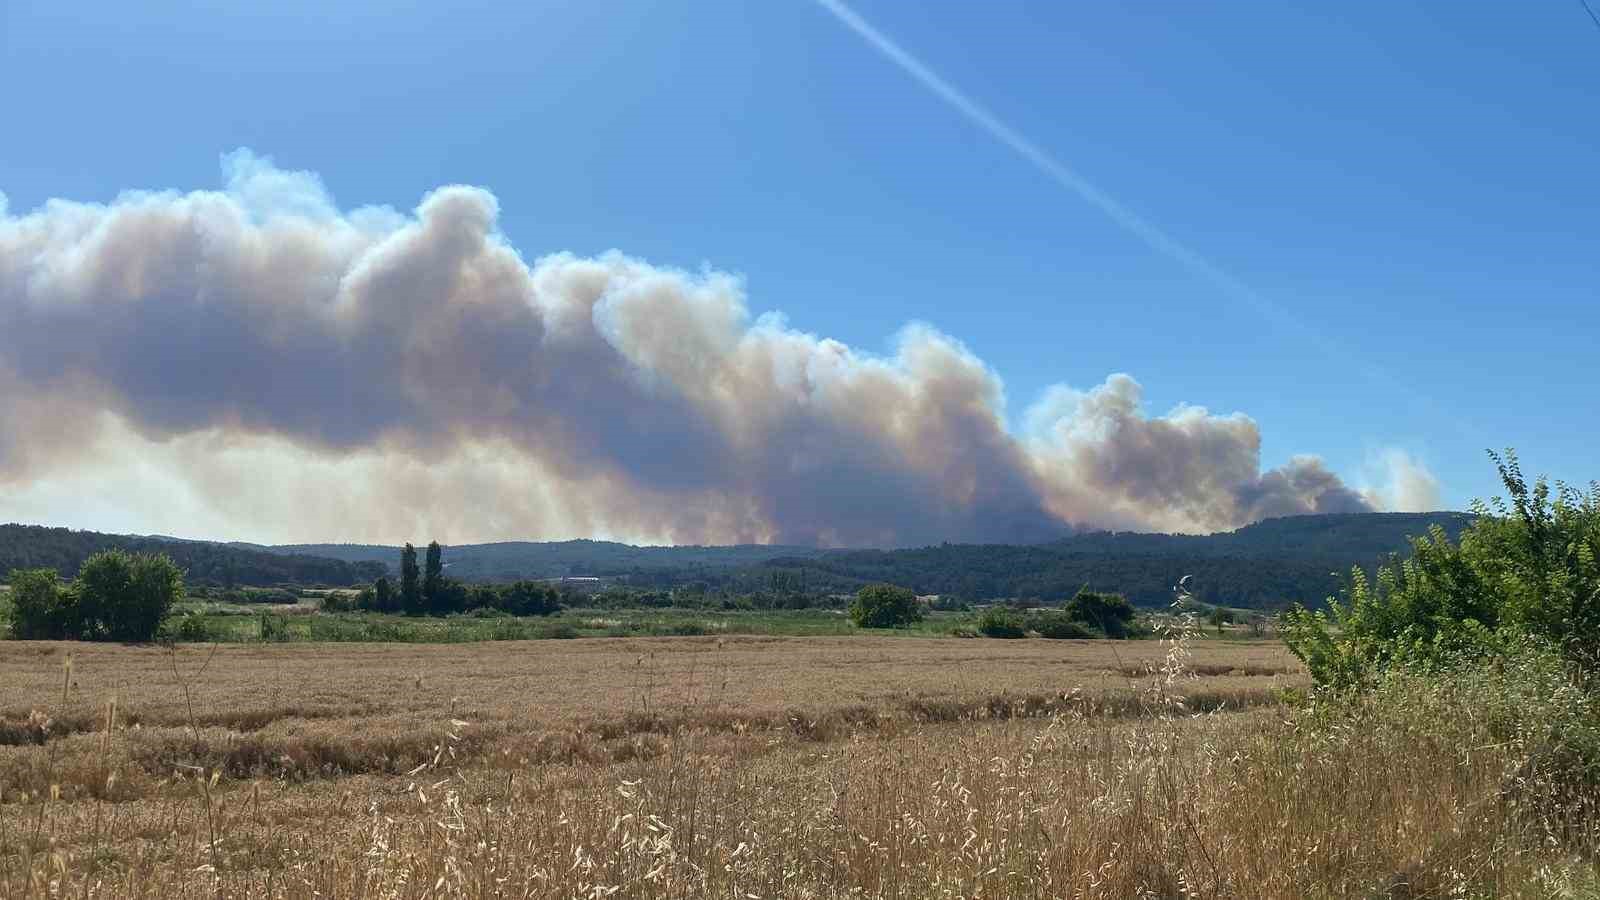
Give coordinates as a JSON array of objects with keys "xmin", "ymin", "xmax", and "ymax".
[{"xmin": 1, "ymin": 632, "xmax": 1596, "ymax": 898}]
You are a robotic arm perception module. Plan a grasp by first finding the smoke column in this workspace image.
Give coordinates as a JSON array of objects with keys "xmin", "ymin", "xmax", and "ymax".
[{"xmin": 0, "ymin": 152, "xmax": 1420, "ymax": 545}]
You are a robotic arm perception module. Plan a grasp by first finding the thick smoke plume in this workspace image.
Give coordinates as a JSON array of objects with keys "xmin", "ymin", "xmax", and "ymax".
[{"xmin": 0, "ymin": 152, "xmax": 1408, "ymax": 545}]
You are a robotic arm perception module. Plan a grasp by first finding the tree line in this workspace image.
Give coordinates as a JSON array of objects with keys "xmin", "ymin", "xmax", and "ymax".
[{"xmin": 339, "ymin": 542, "xmax": 562, "ymax": 617}]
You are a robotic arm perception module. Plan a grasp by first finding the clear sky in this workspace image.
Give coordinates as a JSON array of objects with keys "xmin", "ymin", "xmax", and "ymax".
[{"xmin": 3, "ymin": 0, "xmax": 1598, "ymax": 533}]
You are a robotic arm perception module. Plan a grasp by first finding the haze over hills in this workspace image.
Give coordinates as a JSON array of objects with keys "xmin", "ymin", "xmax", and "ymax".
[
  {"xmin": 253, "ymin": 540, "xmax": 829, "ymax": 583},
  {"xmin": 1, "ymin": 512, "xmax": 1471, "ymax": 608},
  {"xmin": 0, "ymin": 524, "xmax": 386, "ymax": 587},
  {"xmin": 253, "ymin": 511, "xmax": 1473, "ymax": 609}
]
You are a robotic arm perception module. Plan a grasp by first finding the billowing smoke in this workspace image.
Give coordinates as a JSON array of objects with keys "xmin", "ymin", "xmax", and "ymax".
[
  {"xmin": 0, "ymin": 152, "xmax": 1412, "ymax": 545},
  {"xmin": 1361, "ymin": 449, "xmax": 1443, "ymax": 514}
]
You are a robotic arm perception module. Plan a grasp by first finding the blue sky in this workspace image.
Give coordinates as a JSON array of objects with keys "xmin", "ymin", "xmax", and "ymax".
[{"xmin": 4, "ymin": 0, "xmax": 1597, "ymax": 512}]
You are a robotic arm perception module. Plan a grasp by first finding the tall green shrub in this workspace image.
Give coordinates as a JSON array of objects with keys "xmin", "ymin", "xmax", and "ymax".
[
  {"xmin": 1284, "ymin": 451, "xmax": 1600, "ymax": 687},
  {"xmin": 849, "ymin": 583, "xmax": 922, "ymax": 628},
  {"xmin": 400, "ymin": 543, "xmax": 421, "ymax": 615},
  {"xmin": 7, "ymin": 551, "xmax": 181, "ymax": 642},
  {"xmin": 1064, "ymin": 589, "xmax": 1138, "ymax": 638},
  {"xmin": 8, "ymin": 568, "xmax": 81, "ymax": 639},
  {"xmin": 976, "ymin": 607, "xmax": 1026, "ymax": 638}
]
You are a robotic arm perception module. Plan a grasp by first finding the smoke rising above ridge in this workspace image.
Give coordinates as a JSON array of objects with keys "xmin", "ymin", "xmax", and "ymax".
[{"xmin": 0, "ymin": 152, "xmax": 1424, "ymax": 545}]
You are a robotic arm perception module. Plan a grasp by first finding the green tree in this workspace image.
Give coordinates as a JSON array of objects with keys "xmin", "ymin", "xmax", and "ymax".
[
  {"xmin": 374, "ymin": 576, "xmax": 394, "ymax": 613},
  {"xmin": 77, "ymin": 550, "xmax": 183, "ymax": 642},
  {"xmin": 849, "ymin": 583, "xmax": 922, "ymax": 628},
  {"xmin": 8, "ymin": 551, "xmax": 181, "ymax": 642},
  {"xmin": 119, "ymin": 552, "xmax": 184, "ymax": 641},
  {"xmin": 1065, "ymin": 589, "xmax": 1137, "ymax": 638},
  {"xmin": 423, "ymin": 541, "xmax": 444, "ymax": 612},
  {"xmin": 8, "ymin": 568, "xmax": 80, "ymax": 639},
  {"xmin": 499, "ymin": 581, "xmax": 562, "ymax": 616},
  {"xmin": 400, "ymin": 543, "xmax": 421, "ymax": 615}
]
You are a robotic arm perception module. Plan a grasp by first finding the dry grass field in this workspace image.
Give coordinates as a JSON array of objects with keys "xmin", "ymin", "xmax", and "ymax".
[{"xmin": 1, "ymin": 635, "xmax": 1594, "ymax": 898}]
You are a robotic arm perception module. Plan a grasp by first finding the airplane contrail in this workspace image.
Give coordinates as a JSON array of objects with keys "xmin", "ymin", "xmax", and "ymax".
[
  {"xmin": 813, "ymin": 0, "xmax": 1294, "ymax": 327},
  {"xmin": 813, "ymin": 0, "xmax": 1469, "ymax": 444}
]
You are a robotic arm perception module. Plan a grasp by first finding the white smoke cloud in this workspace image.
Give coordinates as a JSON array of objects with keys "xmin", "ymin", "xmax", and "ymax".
[
  {"xmin": 1360, "ymin": 448, "xmax": 1443, "ymax": 513},
  {"xmin": 0, "ymin": 152, "xmax": 1414, "ymax": 545}
]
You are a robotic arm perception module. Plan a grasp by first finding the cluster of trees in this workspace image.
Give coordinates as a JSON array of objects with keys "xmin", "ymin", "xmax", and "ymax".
[
  {"xmin": 976, "ymin": 590, "xmax": 1140, "ymax": 639},
  {"xmin": 844, "ymin": 581, "xmax": 1142, "ymax": 640},
  {"xmin": 346, "ymin": 542, "xmax": 562, "ymax": 617},
  {"xmin": 1285, "ymin": 452, "xmax": 1600, "ymax": 687},
  {"xmin": 0, "ymin": 524, "xmax": 384, "ymax": 587},
  {"xmin": 8, "ymin": 549, "xmax": 184, "ymax": 641}
]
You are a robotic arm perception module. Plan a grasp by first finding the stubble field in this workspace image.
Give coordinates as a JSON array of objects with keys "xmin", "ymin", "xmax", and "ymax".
[{"xmin": 1, "ymin": 635, "xmax": 1589, "ymax": 898}]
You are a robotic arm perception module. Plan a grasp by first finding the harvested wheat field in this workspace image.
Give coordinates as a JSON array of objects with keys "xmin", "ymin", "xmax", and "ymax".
[{"xmin": 1, "ymin": 636, "xmax": 1591, "ymax": 897}]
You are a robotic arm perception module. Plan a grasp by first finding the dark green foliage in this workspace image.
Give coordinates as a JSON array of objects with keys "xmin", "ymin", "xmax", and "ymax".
[
  {"xmin": 423, "ymin": 541, "xmax": 444, "ymax": 610},
  {"xmin": 400, "ymin": 543, "xmax": 421, "ymax": 615},
  {"xmin": 1027, "ymin": 610, "xmax": 1097, "ymax": 639},
  {"xmin": 374, "ymin": 576, "xmax": 395, "ymax": 613},
  {"xmin": 433, "ymin": 578, "xmax": 468, "ymax": 615},
  {"xmin": 0, "ymin": 523, "xmax": 383, "ymax": 586},
  {"xmin": 271, "ymin": 513, "xmax": 1470, "ymax": 609},
  {"xmin": 355, "ymin": 574, "xmax": 563, "ymax": 617},
  {"xmin": 8, "ymin": 568, "xmax": 79, "ymax": 639},
  {"xmin": 1284, "ymin": 451, "xmax": 1600, "ymax": 688},
  {"xmin": 976, "ymin": 607, "xmax": 1027, "ymax": 638},
  {"xmin": 658, "ymin": 514, "xmax": 1470, "ymax": 609},
  {"xmin": 214, "ymin": 587, "xmax": 298, "ymax": 605},
  {"xmin": 849, "ymin": 583, "xmax": 922, "ymax": 628},
  {"xmin": 493, "ymin": 581, "xmax": 563, "ymax": 616},
  {"xmin": 1064, "ymin": 589, "xmax": 1137, "ymax": 638},
  {"xmin": 7, "ymin": 550, "xmax": 182, "ymax": 641}
]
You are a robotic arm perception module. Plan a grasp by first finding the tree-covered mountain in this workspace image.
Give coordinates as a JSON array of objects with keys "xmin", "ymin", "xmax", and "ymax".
[
  {"xmin": 261, "ymin": 512, "xmax": 1473, "ymax": 609},
  {"xmin": 0, "ymin": 524, "xmax": 386, "ymax": 587},
  {"xmin": 258, "ymin": 539, "xmax": 829, "ymax": 582},
  {"xmin": 711, "ymin": 512, "xmax": 1474, "ymax": 608}
]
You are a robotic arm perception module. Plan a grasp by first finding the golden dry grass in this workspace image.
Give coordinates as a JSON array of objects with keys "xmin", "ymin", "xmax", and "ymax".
[
  {"xmin": 0, "ymin": 636, "xmax": 1298, "ymax": 792},
  {"xmin": 1, "ymin": 635, "xmax": 1595, "ymax": 897}
]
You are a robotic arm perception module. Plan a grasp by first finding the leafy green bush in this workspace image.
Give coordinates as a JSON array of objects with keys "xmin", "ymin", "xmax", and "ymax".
[
  {"xmin": 167, "ymin": 610, "xmax": 211, "ymax": 642},
  {"xmin": 9, "ymin": 568, "xmax": 80, "ymax": 639},
  {"xmin": 8, "ymin": 550, "xmax": 182, "ymax": 642},
  {"xmin": 1064, "ymin": 589, "xmax": 1137, "ymax": 639},
  {"xmin": 849, "ymin": 583, "xmax": 922, "ymax": 628},
  {"xmin": 1284, "ymin": 451, "xmax": 1600, "ymax": 688},
  {"xmin": 976, "ymin": 607, "xmax": 1027, "ymax": 638},
  {"xmin": 1028, "ymin": 610, "xmax": 1097, "ymax": 639}
]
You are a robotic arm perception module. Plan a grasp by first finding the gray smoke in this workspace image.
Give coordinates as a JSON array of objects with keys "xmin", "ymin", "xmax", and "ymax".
[{"xmin": 0, "ymin": 152, "xmax": 1407, "ymax": 545}]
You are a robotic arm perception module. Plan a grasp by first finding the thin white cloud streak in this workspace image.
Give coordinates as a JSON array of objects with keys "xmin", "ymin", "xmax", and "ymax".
[{"xmin": 813, "ymin": 0, "xmax": 1463, "ymax": 426}]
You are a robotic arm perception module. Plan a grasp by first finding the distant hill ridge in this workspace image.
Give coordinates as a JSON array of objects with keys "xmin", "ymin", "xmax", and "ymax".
[
  {"xmin": 257, "ymin": 511, "xmax": 1474, "ymax": 608},
  {"xmin": 0, "ymin": 524, "xmax": 386, "ymax": 587}
]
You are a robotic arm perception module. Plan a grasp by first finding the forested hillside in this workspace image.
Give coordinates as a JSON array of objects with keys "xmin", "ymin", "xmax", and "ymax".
[
  {"xmin": 262, "ymin": 512, "xmax": 1473, "ymax": 609},
  {"xmin": 262, "ymin": 539, "xmax": 828, "ymax": 581},
  {"xmin": 700, "ymin": 513, "xmax": 1475, "ymax": 608},
  {"xmin": 0, "ymin": 525, "xmax": 386, "ymax": 587}
]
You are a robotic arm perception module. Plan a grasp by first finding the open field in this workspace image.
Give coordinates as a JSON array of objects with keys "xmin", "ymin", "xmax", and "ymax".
[
  {"xmin": 0, "ymin": 636, "xmax": 1299, "ymax": 776},
  {"xmin": 2, "ymin": 636, "xmax": 1595, "ymax": 898}
]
